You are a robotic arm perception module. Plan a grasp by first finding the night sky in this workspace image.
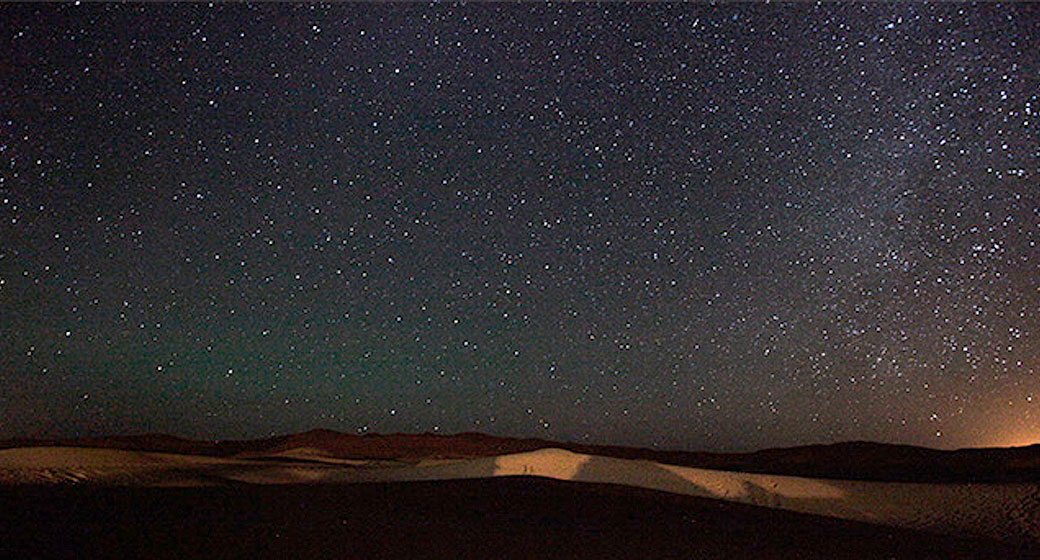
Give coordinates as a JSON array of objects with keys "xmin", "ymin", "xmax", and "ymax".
[{"xmin": 2, "ymin": 3, "xmax": 1038, "ymax": 451}]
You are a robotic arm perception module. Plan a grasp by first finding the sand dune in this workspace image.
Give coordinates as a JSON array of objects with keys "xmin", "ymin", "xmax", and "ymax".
[
  {"xmin": 7, "ymin": 431, "xmax": 1038, "ymax": 482},
  {"xmin": 1, "ymin": 445, "xmax": 1036, "ymax": 543},
  {"xmin": 0, "ymin": 446, "xmax": 245, "ymax": 486},
  {"xmin": 356, "ymin": 448, "xmax": 1040, "ymax": 543}
]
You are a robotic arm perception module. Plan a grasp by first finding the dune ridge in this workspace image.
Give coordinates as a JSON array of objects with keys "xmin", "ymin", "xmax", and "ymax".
[
  {"xmin": 4, "ymin": 429, "xmax": 1039, "ymax": 482},
  {"xmin": 1, "ymin": 445, "xmax": 1037, "ymax": 544}
]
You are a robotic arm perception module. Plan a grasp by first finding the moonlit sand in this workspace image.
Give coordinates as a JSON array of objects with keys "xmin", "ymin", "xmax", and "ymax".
[{"xmin": 2, "ymin": 445, "xmax": 1036, "ymax": 543}]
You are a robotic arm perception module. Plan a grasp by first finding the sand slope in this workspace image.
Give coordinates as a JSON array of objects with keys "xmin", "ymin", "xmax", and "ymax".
[
  {"xmin": 6, "ymin": 431, "xmax": 1038, "ymax": 482},
  {"xmin": 1, "ymin": 446, "xmax": 1036, "ymax": 543}
]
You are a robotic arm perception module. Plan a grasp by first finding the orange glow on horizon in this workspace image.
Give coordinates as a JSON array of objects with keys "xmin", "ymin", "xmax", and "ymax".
[
  {"xmin": 978, "ymin": 420, "xmax": 1040, "ymax": 448},
  {"xmin": 987, "ymin": 433, "xmax": 1040, "ymax": 448}
]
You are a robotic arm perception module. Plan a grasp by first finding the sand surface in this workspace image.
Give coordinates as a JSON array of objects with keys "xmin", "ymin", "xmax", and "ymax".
[
  {"xmin": 6, "ymin": 478, "xmax": 1030, "ymax": 560},
  {"xmin": 1, "ymin": 446, "xmax": 1036, "ymax": 543}
]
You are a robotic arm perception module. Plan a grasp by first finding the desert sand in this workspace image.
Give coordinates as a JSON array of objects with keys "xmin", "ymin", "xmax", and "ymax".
[{"xmin": 1, "ymin": 445, "xmax": 1036, "ymax": 546}]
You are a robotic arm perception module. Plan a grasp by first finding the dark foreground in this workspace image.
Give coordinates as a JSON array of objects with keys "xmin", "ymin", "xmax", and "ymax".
[{"xmin": 1, "ymin": 477, "xmax": 1034, "ymax": 560}]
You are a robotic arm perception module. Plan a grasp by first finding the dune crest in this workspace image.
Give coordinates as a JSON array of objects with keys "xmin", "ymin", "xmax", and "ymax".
[{"xmin": 1, "ymin": 445, "xmax": 1037, "ymax": 543}]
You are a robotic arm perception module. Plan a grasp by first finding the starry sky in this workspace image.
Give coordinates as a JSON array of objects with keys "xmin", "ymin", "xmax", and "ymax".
[{"xmin": 1, "ymin": 3, "xmax": 1038, "ymax": 451}]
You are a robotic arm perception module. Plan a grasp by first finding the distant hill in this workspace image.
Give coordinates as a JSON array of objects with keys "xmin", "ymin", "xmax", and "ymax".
[
  {"xmin": 0, "ymin": 430, "xmax": 550, "ymax": 461},
  {"xmin": 2, "ymin": 430, "xmax": 1038, "ymax": 483}
]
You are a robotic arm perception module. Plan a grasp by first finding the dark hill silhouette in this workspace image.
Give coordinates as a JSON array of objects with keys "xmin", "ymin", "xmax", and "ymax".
[{"xmin": 2, "ymin": 430, "xmax": 1038, "ymax": 483}]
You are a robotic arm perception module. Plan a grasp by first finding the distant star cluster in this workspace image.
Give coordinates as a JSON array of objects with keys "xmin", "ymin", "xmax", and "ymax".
[{"xmin": 1, "ymin": 3, "xmax": 1038, "ymax": 450}]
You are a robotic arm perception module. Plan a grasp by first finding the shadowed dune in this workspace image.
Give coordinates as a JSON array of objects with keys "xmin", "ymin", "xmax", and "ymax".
[
  {"xmin": 4, "ymin": 430, "xmax": 1038, "ymax": 482},
  {"xmin": 1, "ymin": 446, "xmax": 1038, "ymax": 545},
  {"xmin": 1, "ymin": 477, "xmax": 1034, "ymax": 560}
]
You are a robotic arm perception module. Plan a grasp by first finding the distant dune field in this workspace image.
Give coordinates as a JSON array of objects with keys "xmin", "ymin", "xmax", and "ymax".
[{"xmin": 1, "ymin": 444, "xmax": 1037, "ymax": 546}]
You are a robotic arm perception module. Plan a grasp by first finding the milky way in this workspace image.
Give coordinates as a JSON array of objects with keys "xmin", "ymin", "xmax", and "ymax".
[{"xmin": 1, "ymin": 3, "xmax": 1037, "ymax": 450}]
